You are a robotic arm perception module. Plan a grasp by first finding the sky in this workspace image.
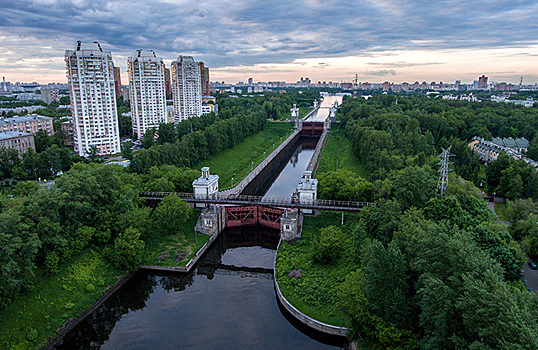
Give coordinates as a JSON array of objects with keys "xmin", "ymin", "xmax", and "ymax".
[{"xmin": 1, "ymin": 0, "xmax": 537, "ymax": 84}]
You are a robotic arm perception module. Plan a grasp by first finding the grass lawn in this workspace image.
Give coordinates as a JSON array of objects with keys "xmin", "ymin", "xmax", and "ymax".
[
  {"xmin": 275, "ymin": 211, "xmax": 361, "ymax": 327},
  {"xmin": 0, "ymin": 249, "xmax": 125, "ymax": 350},
  {"xmin": 299, "ymin": 107, "xmax": 314, "ymax": 118},
  {"xmin": 193, "ymin": 121, "xmax": 294, "ymax": 190},
  {"xmin": 494, "ymin": 202, "xmax": 510, "ymax": 221},
  {"xmin": 317, "ymin": 127, "xmax": 366, "ymax": 177},
  {"xmin": 478, "ymin": 164, "xmax": 486, "ymax": 179},
  {"xmin": 142, "ymin": 209, "xmax": 210, "ymax": 267}
]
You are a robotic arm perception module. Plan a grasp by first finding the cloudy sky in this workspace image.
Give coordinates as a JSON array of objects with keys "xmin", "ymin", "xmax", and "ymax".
[{"xmin": 1, "ymin": 0, "xmax": 537, "ymax": 84}]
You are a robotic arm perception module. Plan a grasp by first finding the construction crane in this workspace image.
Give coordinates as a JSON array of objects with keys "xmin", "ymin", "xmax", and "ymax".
[{"xmin": 520, "ymin": 77, "xmax": 523, "ymax": 88}]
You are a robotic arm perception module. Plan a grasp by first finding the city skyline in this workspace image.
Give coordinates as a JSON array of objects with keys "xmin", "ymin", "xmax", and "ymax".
[{"xmin": 1, "ymin": 1, "xmax": 538, "ymax": 84}]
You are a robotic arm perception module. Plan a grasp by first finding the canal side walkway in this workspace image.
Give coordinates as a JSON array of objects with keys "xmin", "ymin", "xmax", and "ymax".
[{"xmin": 221, "ymin": 108, "xmax": 320, "ymax": 198}]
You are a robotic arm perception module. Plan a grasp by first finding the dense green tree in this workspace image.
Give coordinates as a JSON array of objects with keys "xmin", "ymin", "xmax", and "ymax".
[
  {"xmin": 364, "ymin": 241, "xmax": 412, "ymax": 330},
  {"xmin": 311, "ymin": 226, "xmax": 344, "ymax": 265},
  {"xmin": 0, "ymin": 210, "xmax": 41, "ymax": 308},
  {"xmin": 157, "ymin": 123, "xmax": 176, "ymax": 144},
  {"xmin": 152, "ymin": 194, "xmax": 192, "ymax": 235},
  {"xmin": 121, "ymin": 141, "xmax": 133, "ymax": 160},
  {"xmin": 318, "ymin": 170, "xmax": 373, "ymax": 201},
  {"xmin": 391, "ymin": 166, "xmax": 436, "ymax": 210},
  {"xmin": 108, "ymin": 227, "xmax": 144, "ymax": 270},
  {"xmin": 141, "ymin": 128, "xmax": 156, "ymax": 149},
  {"xmin": 485, "ymin": 152, "xmax": 511, "ymax": 194}
]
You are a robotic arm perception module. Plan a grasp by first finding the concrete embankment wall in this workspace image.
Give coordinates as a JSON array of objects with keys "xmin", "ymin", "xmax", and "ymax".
[
  {"xmin": 241, "ymin": 131, "xmax": 303, "ymax": 195},
  {"xmin": 273, "ymin": 239, "xmax": 348, "ymax": 337}
]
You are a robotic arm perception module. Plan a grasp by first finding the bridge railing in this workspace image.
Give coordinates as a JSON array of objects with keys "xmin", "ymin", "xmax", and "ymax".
[{"xmin": 140, "ymin": 191, "xmax": 377, "ymax": 210}]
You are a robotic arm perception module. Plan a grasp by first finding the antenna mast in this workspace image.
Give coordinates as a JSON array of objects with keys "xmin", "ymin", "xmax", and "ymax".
[{"xmin": 437, "ymin": 146, "xmax": 454, "ymax": 195}]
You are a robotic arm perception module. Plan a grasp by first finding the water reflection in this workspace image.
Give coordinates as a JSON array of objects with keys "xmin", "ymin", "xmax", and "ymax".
[{"xmin": 55, "ymin": 227, "xmax": 344, "ymax": 350}]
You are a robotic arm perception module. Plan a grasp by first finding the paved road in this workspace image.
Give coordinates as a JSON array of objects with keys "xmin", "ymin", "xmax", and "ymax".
[{"xmin": 523, "ymin": 257, "xmax": 538, "ymax": 292}]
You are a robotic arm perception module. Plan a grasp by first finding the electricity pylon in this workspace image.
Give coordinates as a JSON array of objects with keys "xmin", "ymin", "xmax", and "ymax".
[{"xmin": 437, "ymin": 146, "xmax": 454, "ymax": 195}]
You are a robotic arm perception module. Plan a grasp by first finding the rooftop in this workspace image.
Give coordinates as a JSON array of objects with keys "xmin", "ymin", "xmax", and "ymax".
[
  {"xmin": 0, "ymin": 131, "xmax": 33, "ymax": 140},
  {"xmin": 0, "ymin": 114, "xmax": 52, "ymax": 124}
]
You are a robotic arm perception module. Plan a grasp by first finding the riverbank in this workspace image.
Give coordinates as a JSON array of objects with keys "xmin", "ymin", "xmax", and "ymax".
[
  {"xmin": 193, "ymin": 121, "xmax": 293, "ymax": 190},
  {"xmin": 275, "ymin": 211, "xmax": 359, "ymax": 327},
  {"xmin": 0, "ymin": 209, "xmax": 206, "ymax": 349},
  {"xmin": 0, "ymin": 249, "xmax": 126, "ymax": 349}
]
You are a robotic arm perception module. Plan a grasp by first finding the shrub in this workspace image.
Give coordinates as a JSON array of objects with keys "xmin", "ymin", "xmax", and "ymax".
[
  {"xmin": 26, "ymin": 329, "xmax": 38, "ymax": 342},
  {"xmin": 311, "ymin": 226, "xmax": 343, "ymax": 265}
]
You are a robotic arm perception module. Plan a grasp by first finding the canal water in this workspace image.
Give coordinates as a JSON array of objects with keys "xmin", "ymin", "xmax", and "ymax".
[
  {"xmin": 307, "ymin": 95, "xmax": 343, "ymax": 121},
  {"xmin": 54, "ymin": 96, "xmax": 346, "ymax": 350}
]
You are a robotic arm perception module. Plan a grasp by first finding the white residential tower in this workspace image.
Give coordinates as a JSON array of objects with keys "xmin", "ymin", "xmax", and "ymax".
[
  {"xmin": 128, "ymin": 49, "xmax": 167, "ymax": 139},
  {"xmin": 65, "ymin": 41, "xmax": 120, "ymax": 156},
  {"xmin": 171, "ymin": 56, "xmax": 202, "ymax": 123}
]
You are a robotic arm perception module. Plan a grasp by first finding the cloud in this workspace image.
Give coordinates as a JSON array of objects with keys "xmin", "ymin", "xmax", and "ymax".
[
  {"xmin": 364, "ymin": 69, "xmax": 397, "ymax": 77},
  {"xmin": 1, "ymin": 0, "xmax": 538, "ymax": 82}
]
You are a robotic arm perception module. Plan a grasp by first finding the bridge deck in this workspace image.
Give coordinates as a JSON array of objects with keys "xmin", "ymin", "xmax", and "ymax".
[{"xmin": 140, "ymin": 192, "xmax": 375, "ymax": 212}]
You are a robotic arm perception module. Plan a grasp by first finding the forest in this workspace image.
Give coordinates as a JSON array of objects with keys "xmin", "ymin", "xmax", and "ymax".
[{"xmin": 307, "ymin": 94, "xmax": 538, "ymax": 348}]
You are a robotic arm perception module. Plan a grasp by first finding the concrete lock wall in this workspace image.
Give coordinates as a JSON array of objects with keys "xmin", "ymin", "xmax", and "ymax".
[{"xmin": 241, "ymin": 133, "xmax": 320, "ymax": 196}]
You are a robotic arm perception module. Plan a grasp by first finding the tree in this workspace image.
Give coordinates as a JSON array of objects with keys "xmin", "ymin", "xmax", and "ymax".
[
  {"xmin": 141, "ymin": 128, "xmax": 155, "ymax": 149},
  {"xmin": 109, "ymin": 227, "xmax": 145, "ymax": 270},
  {"xmin": 391, "ymin": 166, "xmax": 436, "ymax": 210},
  {"xmin": 34, "ymin": 129, "xmax": 51, "ymax": 153},
  {"xmin": 0, "ymin": 210, "xmax": 41, "ymax": 309},
  {"xmin": 485, "ymin": 152, "xmax": 511, "ymax": 194},
  {"xmin": 121, "ymin": 141, "xmax": 133, "ymax": 160},
  {"xmin": 157, "ymin": 123, "xmax": 176, "ymax": 144},
  {"xmin": 152, "ymin": 194, "xmax": 192, "ymax": 235},
  {"xmin": 87, "ymin": 145, "xmax": 101, "ymax": 163},
  {"xmin": 364, "ymin": 240, "xmax": 412, "ymax": 330},
  {"xmin": 338, "ymin": 269, "xmax": 373, "ymax": 339},
  {"xmin": 311, "ymin": 226, "xmax": 344, "ymax": 265}
]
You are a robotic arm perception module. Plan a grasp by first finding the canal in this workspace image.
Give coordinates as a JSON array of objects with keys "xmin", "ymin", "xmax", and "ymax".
[{"xmin": 54, "ymin": 95, "xmax": 345, "ymax": 350}]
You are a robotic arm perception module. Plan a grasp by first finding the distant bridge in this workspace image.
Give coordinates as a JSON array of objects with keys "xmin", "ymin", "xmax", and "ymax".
[{"xmin": 140, "ymin": 192, "xmax": 376, "ymax": 212}]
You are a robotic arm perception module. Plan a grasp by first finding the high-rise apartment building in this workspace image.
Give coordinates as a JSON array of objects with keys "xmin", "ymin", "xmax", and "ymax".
[
  {"xmin": 478, "ymin": 75, "xmax": 488, "ymax": 89},
  {"xmin": 113, "ymin": 66, "xmax": 122, "ymax": 98},
  {"xmin": 164, "ymin": 67, "xmax": 171, "ymax": 96},
  {"xmin": 40, "ymin": 87, "xmax": 59, "ymax": 104},
  {"xmin": 171, "ymin": 56, "xmax": 202, "ymax": 123},
  {"xmin": 199, "ymin": 61, "xmax": 210, "ymax": 96},
  {"xmin": 128, "ymin": 49, "xmax": 167, "ymax": 139},
  {"xmin": 65, "ymin": 41, "xmax": 121, "ymax": 156}
]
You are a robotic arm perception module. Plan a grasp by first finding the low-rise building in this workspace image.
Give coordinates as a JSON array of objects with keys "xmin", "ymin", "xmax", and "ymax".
[
  {"xmin": 201, "ymin": 104, "xmax": 218, "ymax": 115},
  {"xmin": 0, "ymin": 131, "xmax": 35, "ymax": 156},
  {"xmin": 469, "ymin": 136, "xmax": 530, "ymax": 164},
  {"xmin": 0, "ymin": 114, "xmax": 54, "ymax": 135}
]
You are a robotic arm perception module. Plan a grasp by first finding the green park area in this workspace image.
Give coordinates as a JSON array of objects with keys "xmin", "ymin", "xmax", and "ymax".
[
  {"xmin": 299, "ymin": 106, "xmax": 313, "ymax": 118},
  {"xmin": 316, "ymin": 127, "xmax": 366, "ymax": 177},
  {"xmin": 142, "ymin": 209, "xmax": 210, "ymax": 267},
  {"xmin": 193, "ymin": 121, "xmax": 293, "ymax": 190},
  {"xmin": 0, "ymin": 250, "xmax": 125, "ymax": 349},
  {"xmin": 275, "ymin": 211, "xmax": 360, "ymax": 327}
]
